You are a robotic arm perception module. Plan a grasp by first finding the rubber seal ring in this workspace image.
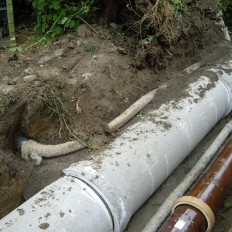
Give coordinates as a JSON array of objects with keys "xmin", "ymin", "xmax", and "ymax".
[{"xmin": 172, "ymin": 196, "xmax": 215, "ymax": 232}]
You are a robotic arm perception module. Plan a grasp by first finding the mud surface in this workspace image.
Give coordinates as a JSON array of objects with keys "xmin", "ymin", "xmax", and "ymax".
[
  {"xmin": 0, "ymin": 151, "xmax": 31, "ymax": 218},
  {"xmin": 0, "ymin": 0, "xmax": 232, "ymax": 230}
]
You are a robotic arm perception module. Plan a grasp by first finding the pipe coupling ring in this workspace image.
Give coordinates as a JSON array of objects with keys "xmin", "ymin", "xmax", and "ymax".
[{"xmin": 172, "ymin": 196, "xmax": 215, "ymax": 232}]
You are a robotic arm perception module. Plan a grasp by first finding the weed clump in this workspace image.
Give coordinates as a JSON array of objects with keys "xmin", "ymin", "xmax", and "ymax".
[
  {"xmin": 128, "ymin": 0, "xmax": 192, "ymax": 44},
  {"xmin": 0, "ymin": 97, "xmax": 16, "ymax": 115},
  {"xmin": 0, "ymin": 98, "xmax": 10, "ymax": 114},
  {"xmin": 38, "ymin": 83, "xmax": 83, "ymax": 143},
  {"xmin": 85, "ymin": 42, "xmax": 97, "ymax": 52}
]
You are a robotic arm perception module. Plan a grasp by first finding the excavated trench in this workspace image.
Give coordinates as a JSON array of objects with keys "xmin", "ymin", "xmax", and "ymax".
[
  {"xmin": 2, "ymin": 62, "xmax": 231, "ymax": 232},
  {"xmin": 1, "ymin": 60, "xmax": 232, "ymax": 229},
  {"xmin": 0, "ymin": 154, "xmax": 30, "ymax": 219},
  {"xmin": 0, "ymin": 103, "xmax": 51, "ymax": 219}
]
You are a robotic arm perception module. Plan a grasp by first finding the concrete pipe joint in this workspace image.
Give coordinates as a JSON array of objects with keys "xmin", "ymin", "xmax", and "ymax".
[{"xmin": 1, "ymin": 59, "xmax": 232, "ymax": 232}]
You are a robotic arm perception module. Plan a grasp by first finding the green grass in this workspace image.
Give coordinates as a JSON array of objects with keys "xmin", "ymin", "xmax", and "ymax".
[
  {"xmin": 85, "ymin": 42, "xmax": 96, "ymax": 52},
  {"xmin": 0, "ymin": 98, "xmax": 10, "ymax": 114}
]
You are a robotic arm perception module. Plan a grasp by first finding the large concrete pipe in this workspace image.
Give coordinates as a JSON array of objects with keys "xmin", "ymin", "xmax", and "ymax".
[
  {"xmin": 1, "ymin": 59, "xmax": 232, "ymax": 232},
  {"xmin": 159, "ymin": 138, "xmax": 232, "ymax": 232},
  {"xmin": 141, "ymin": 120, "xmax": 232, "ymax": 232},
  {"xmin": 0, "ymin": 176, "xmax": 114, "ymax": 231}
]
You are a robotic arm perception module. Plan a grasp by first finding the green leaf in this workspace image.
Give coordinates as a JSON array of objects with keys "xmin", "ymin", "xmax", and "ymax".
[
  {"xmin": 65, "ymin": 19, "xmax": 70, "ymax": 27},
  {"xmin": 53, "ymin": 26, "xmax": 62, "ymax": 36},
  {"xmin": 9, "ymin": 47, "xmax": 23, "ymax": 52},
  {"xmin": 31, "ymin": 0, "xmax": 95, "ymax": 37},
  {"xmin": 116, "ymin": 31, "xmax": 124, "ymax": 37},
  {"xmin": 49, "ymin": 1, "xmax": 61, "ymax": 10},
  {"xmin": 9, "ymin": 47, "xmax": 17, "ymax": 52},
  {"xmin": 69, "ymin": 20, "xmax": 76, "ymax": 28},
  {"xmin": 147, "ymin": 35, "xmax": 154, "ymax": 42},
  {"xmin": 61, "ymin": 17, "xmax": 68, "ymax": 25},
  {"xmin": 47, "ymin": 14, "xmax": 53, "ymax": 20},
  {"xmin": 224, "ymin": 199, "xmax": 232, "ymax": 208},
  {"xmin": 32, "ymin": 1, "xmax": 36, "ymax": 8},
  {"xmin": 53, "ymin": 15, "xmax": 59, "ymax": 21}
]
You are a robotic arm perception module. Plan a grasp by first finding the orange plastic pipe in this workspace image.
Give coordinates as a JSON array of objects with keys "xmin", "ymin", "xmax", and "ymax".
[{"xmin": 159, "ymin": 138, "xmax": 232, "ymax": 232}]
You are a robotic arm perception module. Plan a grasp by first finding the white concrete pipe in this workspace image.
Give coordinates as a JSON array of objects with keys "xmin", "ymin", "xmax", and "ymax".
[
  {"xmin": 1, "ymin": 59, "xmax": 232, "ymax": 232},
  {"xmin": 0, "ymin": 176, "xmax": 114, "ymax": 232}
]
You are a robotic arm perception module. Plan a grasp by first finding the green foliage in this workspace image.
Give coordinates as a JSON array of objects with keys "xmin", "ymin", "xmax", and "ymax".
[
  {"xmin": 116, "ymin": 28, "xmax": 125, "ymax": 37},
  {"xmin": 86, "ymin": 139, "xmax": 92, "ymax": 148},
  {"xmin": 140, "ymin": 35, "xmax": 154, "ymax": 46},
  {"xmin": 85, "ymin": 42, "xmax": 96, "ymax": 52},
  {"xmin": 33, "ymin": 35, "xmax": 51, "ymax": 45},
  {"xmin": 170, "ymin": 0, "xmax": 188, "ymax": 14},
  {"xmin": 224, "ymin": 199, "xmax": 232, "ymax": 209},
  {"xmin": 146, "ymin": 35, "xmax": 154, "ymax": 42},
  {"xmin": 216, "ymin": 0, "xmax": 231, "ymax": 11},
  {"xmin": 28, "ymin": 0, "xmax": 95, "ymax": 36},
  {"xmin": 0, "ymin": 98, "xmax": 10, "ymax": 114},
  {"xmin": 137, "ymin": 112, "xmax": 144, "ymax": 118},
  {"xmin": 9, "ymin": 47, "xmax": 23, "ymax": 52},
  {"xmin": 216, "ymin": 0, "xmax": 232, "ymax": 18}
]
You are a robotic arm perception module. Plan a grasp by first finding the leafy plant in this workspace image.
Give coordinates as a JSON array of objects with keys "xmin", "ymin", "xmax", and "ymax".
[
  {"xmin": 216, "ymin": 0, "xmax": 232, "ymax": 18},
  {"xmin": 28, "ymin": 0, "xmax": 95, "ymax": 37},
  {"xmin": 9, "ymin": 47, "xmax": 23, "ymax": 52},
  {"xmin": 170, "ymin": 0, "xmax": 189, "ymax": 14}
]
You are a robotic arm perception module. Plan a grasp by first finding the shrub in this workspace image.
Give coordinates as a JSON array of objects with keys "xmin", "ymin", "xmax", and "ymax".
[
  {"xmin": 28, "ymin": 0, "xmax": 95, "ymax": 36},
  {"xmin": 216, "ymin": 0, "xmax": 232, "ymax": 18}
]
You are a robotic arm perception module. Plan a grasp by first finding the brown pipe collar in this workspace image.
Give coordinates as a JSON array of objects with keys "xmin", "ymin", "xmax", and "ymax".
[{"xmin": 159, "ymin": 138, "xmax": 232, "ymax": 232}]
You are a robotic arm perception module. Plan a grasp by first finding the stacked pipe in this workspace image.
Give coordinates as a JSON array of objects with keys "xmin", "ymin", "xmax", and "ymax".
[
  {"xmin": 159, "ymin": 139, "xmax": 232, "ymax": 232},
  {"xmin": 141, "ymin": 121, "xmax": 232, "ymax": 232},
  {"xmin": 0, "ymin": 58, "xmax": 232, "ymax": 231}
]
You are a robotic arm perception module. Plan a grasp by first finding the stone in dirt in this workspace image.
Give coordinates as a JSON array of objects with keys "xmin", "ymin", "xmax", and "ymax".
[
  {"xmin": 23, "ymin": 75, "xmax": 38, "ymax": 83},
  {"xmin": 24, "ymin": 68, "xmax": 34, "ymax": 75}
]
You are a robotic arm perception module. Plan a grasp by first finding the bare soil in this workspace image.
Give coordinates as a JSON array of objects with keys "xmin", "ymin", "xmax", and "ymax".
[{"xmin": 0, "ymin": 0, "xmax": 232, "ymax": 230}]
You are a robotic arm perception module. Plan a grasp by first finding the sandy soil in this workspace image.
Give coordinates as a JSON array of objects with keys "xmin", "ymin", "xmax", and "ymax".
[{"xmin": 0, "ymin": 0, "xmax": 232, "ymax": 230}]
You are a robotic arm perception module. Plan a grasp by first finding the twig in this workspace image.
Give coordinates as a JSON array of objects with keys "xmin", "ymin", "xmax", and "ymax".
[
  {"xmin": 22, "ymin": 14, "xmax": 62, "ymax": 53},
  {"xmin": 62, "ymin": 115, "xmax": 89, "ymax": 147},
  {"xmin": 76, "ymin": 15, "xmax": 103, "ymax": 39},
  {"xmin": 38, "ymin": 82, "xmax": 86, "ymax": 146}
]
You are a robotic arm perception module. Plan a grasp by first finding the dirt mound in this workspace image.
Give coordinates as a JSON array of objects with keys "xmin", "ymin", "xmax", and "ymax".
[{"xmin": 0, "ymin": 0, "xmax": 226, "ymax": 148}]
